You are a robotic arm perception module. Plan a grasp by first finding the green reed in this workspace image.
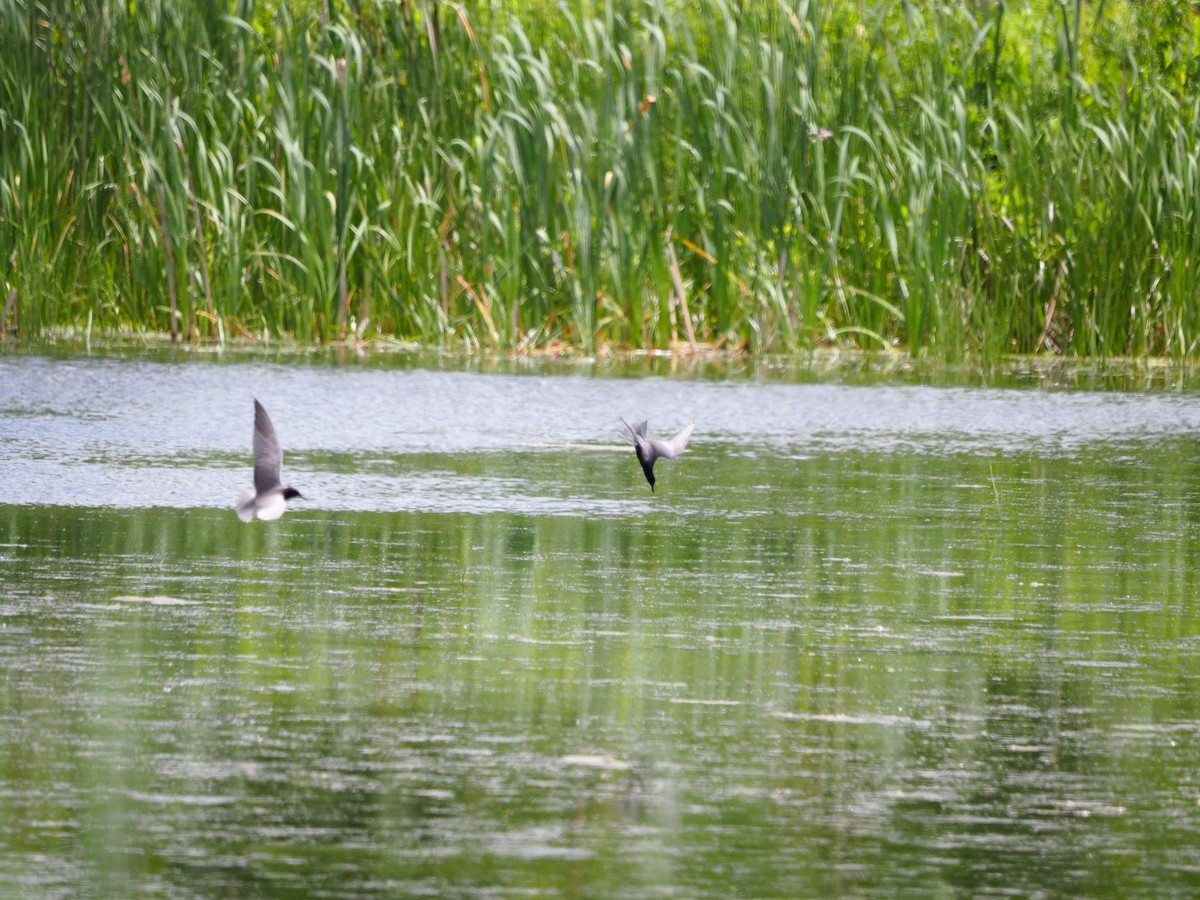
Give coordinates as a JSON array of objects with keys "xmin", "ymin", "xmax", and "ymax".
[{"xmin": 1, "ymin": 0, "xmax": 1198, "ymax": 357}]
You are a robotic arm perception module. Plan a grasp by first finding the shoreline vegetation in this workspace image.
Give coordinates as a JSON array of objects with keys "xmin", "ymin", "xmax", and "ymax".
[
  {"xmin": 23, "ymin": 325, "xmax": 1200, "ymax": 399},
  {"xmin": 2, "ymin": 1, "xmax": 1199, "ymax": 360}
]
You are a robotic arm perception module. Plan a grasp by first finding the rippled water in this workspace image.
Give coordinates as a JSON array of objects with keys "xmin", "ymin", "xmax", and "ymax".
[{"xmin": 2, "ymin": 353, "xmax": 1200, "ymax": 896}]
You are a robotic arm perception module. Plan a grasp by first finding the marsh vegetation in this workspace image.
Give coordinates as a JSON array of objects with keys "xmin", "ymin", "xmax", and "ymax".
[{"xmin": 2, "ymin": 0, "xmax": 1199, "ymax": 358}]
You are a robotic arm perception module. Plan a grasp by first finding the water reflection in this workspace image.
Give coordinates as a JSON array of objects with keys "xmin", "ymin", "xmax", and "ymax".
[{"xmin": 2, "ymin": 357, "xmax": 1200, "ymax": 894}]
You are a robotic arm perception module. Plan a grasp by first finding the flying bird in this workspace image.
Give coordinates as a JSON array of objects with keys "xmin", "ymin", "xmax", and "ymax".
[
  {"xmin": 236, "ymin": 399, "xmax": 304, "ymax": 522},
  {"xmin": 619, "ymin": 418, "xmax": 694, "ymax": 492}
]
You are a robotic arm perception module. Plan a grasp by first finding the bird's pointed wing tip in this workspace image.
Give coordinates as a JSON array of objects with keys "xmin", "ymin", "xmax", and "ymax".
[{"xmin": 619, "ymin": 416, "xmax": 647, "ymax": 444}]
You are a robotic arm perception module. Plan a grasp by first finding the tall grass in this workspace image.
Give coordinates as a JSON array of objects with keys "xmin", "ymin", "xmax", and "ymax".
[{"xmin": 1, "ymin": 0, "xmax": 1199, "ymax": 358}]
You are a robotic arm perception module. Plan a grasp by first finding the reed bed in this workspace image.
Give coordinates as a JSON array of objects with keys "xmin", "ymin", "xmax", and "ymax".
[{"xmin": 1, "ymin": 0, "xmax": 1198, "ymax": 358}]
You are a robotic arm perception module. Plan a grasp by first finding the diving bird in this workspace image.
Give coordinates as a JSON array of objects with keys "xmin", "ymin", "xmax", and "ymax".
[
  {"xmin": 236, "ymin": 399, "xmax": 304, "ymax": 522},
  {"xmin": 619, "ymin": 418, "xmax": 695, "ymax": 492}
]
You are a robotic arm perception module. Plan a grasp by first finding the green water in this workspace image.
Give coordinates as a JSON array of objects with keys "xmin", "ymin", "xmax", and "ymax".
[
  {"xmin": 4, "ymin": 449, "xmax": 1200, "ymax": 896},
  {"xmin": 3, "ymin": 355, "xmax": 1200, "ymax": 895}
]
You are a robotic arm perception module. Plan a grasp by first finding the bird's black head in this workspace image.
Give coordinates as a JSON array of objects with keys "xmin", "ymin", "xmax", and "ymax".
[
  {"xmin": 283, "ymin": 487, "xmax": 304, "ymax": 501},
  {"xmin": 639, "ymin": 457, "xmax": 657, "ymax": 492}
]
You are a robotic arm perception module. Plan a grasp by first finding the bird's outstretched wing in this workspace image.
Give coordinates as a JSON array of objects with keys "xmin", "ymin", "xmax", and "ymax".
[
  {"xmin": 253, "ymin": 400, "xmax": 283, "ymax": 493},
  {"xmin": 649, "ymin": 423, "xmax": 694, "ymax": 460},
  {"xmin": 618, "ymin": 417, "xmax": 649, "ymax": 446}
]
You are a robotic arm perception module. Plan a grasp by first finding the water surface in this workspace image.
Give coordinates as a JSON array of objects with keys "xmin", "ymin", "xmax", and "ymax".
[{"xmin": 2, "ymin": 354, "xmax": 1200, "ymax": 896}]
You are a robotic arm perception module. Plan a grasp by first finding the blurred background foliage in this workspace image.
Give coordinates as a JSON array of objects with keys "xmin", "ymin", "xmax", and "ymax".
[{"xmin": 2, "ymin": 0, "xmax": 1199, "ymax": 358}]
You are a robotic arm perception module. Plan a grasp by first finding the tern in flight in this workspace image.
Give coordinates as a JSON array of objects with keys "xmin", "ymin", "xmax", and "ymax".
[
  {"xmin": 236, "ymin": 399, "xmax": 304, "ymax": 522},
  {"xmin": 619, "ymin": 418, "xmax": 695, "ymax": 492}
]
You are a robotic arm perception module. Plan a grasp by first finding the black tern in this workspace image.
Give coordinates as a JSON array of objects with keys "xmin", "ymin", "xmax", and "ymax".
[
  {"xmin": 619, "ymin": 418, "xmax": 695, "ymax": 492},
  {"xmin": 236, "ymin": 399, "xmax": 304, "ymax": 522}
]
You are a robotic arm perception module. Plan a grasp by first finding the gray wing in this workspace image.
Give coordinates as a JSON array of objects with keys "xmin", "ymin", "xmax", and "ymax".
[
  {"xmin": 648, "ymin": 423, "xmax": 694, "ymax": 460},
  {"xmin": 253, "ymin": 399, "xmax": 283, "ymax": 492},
  {"xmin": 618, "ymin": 418, "xmax": 649, "ymax": 446}
]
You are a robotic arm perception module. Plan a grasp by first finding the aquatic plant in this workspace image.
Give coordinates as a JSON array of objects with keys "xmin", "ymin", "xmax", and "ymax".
[{"xmin": 1, "ymin": 0, "xmax": 1198, "ymax": 358}]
